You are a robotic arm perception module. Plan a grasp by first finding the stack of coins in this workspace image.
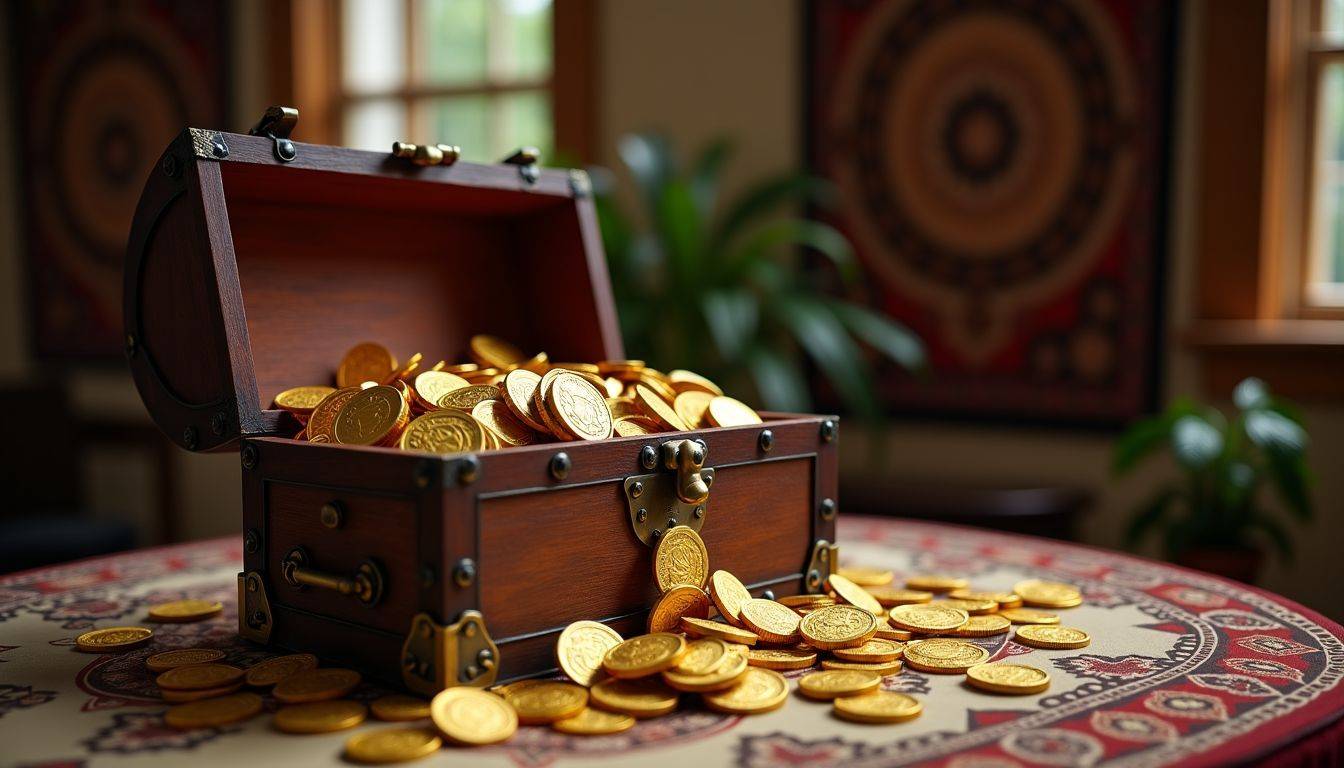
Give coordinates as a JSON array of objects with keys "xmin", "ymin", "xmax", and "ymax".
[{"xmin": 271, "ymin": 336, "xmax": 764, "ymax": 453}]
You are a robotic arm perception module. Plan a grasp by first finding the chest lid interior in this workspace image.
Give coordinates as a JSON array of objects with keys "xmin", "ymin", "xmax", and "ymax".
[{"xmin": 125, "ymin": 119, "xmax": 622, "ymax": 452}]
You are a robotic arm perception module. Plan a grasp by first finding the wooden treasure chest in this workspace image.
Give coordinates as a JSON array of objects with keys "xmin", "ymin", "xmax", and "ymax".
[{"xmin": 124, "ymin": 107, "xmax": 840, "ymax": 695}]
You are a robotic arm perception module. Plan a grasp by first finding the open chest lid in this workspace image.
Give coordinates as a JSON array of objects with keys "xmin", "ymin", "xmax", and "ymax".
[{"xmin": 124, "ymin": 109, "xmax": 623, "ymax": 452}]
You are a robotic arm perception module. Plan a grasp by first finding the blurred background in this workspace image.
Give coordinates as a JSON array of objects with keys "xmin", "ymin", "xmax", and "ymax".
[{"xmin": 0, "ymin": 1, "xmax": 1340, "ymax": 617}]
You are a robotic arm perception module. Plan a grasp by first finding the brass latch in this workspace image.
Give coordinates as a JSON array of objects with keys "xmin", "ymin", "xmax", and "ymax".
[
  {"xmin": 804, "ymin": 540, "xmax": 840, "ymax": 594},
  {"xmin": 391, "ymin": 141, "xmax": 461, "ymax": 167},
  {"xmin": 248, "ymin": 105, "xmax": 299, "ymax": 162},
  {"xmin": 281, "ymin": 547, "xmax": 385, "ymax": 606},
  {"xmin": 623, "ymin": 438, "xmax": 715, "ymax": 546},
  {"xmin": 401, "ymin": 611, "xmax": 500, "ymax": 696}
]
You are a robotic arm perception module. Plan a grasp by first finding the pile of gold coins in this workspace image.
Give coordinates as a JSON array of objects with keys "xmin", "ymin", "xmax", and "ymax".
[{"xmin": 270, "ymin": 335, "xmax": 764, "ymax": 453}]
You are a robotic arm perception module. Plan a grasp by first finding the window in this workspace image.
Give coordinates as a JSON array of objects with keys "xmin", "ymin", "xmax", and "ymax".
[{"xmin": 1306, "ymin": 0, "xmax": 1344, "ymax": 307}]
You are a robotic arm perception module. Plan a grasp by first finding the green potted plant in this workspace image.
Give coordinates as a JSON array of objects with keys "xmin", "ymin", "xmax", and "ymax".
[
  {"xmin": 1113, "ymin": 378, "xmax": 1313, "ymax": 583},
  {"xmin": 592, "ymin": 133, "xmax": 925, "ymax": 419}
]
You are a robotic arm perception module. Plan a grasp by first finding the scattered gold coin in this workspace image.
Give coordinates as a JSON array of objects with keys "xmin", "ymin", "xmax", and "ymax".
[
  {"xmin": 634, "ymin": 384, "xmax": 690, "ymax": 431},
  {"xmin": 431, "ymin": 687, "xmax": 517, "ymax": 746},
  {"xmin": 500, "ymin": 680, "xmax": 588, "ymax": 725},
  {"xmin": 370, "ymin": 694, "xmax": 431, "ymax": 722},
  {"xmin": 145, "ymin": 648, "xmax": 225, "ymax": 673},
  {"xmin": 653, "ymin": 525, "xmax": 709, "ymax": 591},
  {"xmin": 672, "ymin": 638, "xmax": 732, "ymax": 676},
  {"xmin": 468, "ymin": 334, "xmax": 526, "ymax": 368},
  {"xmin": 999, "ymin": 608, "xmax": 1061, "ymax": 625},
  {"xmin": 648, "ymin": 585, "xmax": 711, "ymax": 633},
  {"xmin": 273, "ymin": 386, "xmax": 336, "ymax": 416},
  {"xmin": 399, "ymin": 408, "xmax": 486, "ymax": 453},
  {"xmin": 76, "ymin": 626, "xmax": 153, "ymax": 653},
  {"xmin": 833, "ymin": 691, "xmax": 922, "ymax": 724},
  {"xmin": 799, "ymin": 604, "xmax": 880, "ymax": 650},
  {"xmin": 966, "ymin": 663, "xmax": 1051, "ymax": 694},
  {"xmin": 589, "ymin": 676, "xmax": 679, "ymax": 718},
  {"xmin": 674, "ymin": 390, "xmax": 715, "ymax": 429},
  {"xmin": 273, "ymin": 699, "xmax": 368, "ymax": 733},
  {"xmin": 557, "ymin": 621, "xmax": 624, "ymax": 687},
  {"xmin": 798, "ymin": 669, "xmax": 882, "ymax": 700},
  {"xmin": 165, "ymin": 691, "xmax": 263, "ymax": 730},
  {"xmin": 738, "ymin": 599, "xmax": 802, "ymax": 644},
  {"xmin": 1013, "ymin": 579, "xmax": 1084, "ymax": 609},
  {"xmin": 338, "ymin": 343, "xmax": 396, "ymax": 389},
  {"xmin": 412, "ymin": 370, "xmax": 469, "ymax": 409},
  {"xmin": 603, "ymin": 633, "xmax": 687, "ymax": 678},
  {"xmin": 548, "ymin": 372, "xmax": 615, "ymax": 440},
  {"xmin": 663, "ymin": 649, "xmax": 749, "ymax": 692},
  {"xmin": 952, "ymin": 615, "xmax": 1012, "ymax": 637},
  {"xmin": 821, "ymin": 659, "xmax": 904, "ymax": 675},
  {"xmin": 272, "ymin": 668, "xmax": 362, "ymax": 704},
  {"xmin": 705, "ymin": 396, "xmax": 762, "ymax": 427},
  {"xmin": 668, "ymin": 369, "xmax": 724, "ymax": 396},
  {"xmin": 747, "ymin": 648, "xmax": 818, "ymax": 670},
  {"xmin": 831, "ymin": 638, "xmax": 905, "ymax": 663},
  {"xmin": 937, "ymin": 597, "xmax": 999, "ymax": 615},
  {"xmin": 245, "ymin": 653, "xmax": 319, "ymax": 687},
  {"xmin": 826, "ymin": 574, "xmax": 885, "ymax": 615},
  {"xmin": 702, "ymin": 668, "xmax": 789, "ymax": 714},
  {"xmin": 156, "ymin": 663, "xmax": 245, "ymax": 691},
  {"xmin": 161, "ymin": 682, "xmax": 243, "ymax": 703},
  {"xmin": 778, "ymin": 594, "xmax": 837, "ymax": 610},
  {"xmin": 1014, "ymin": 625, "xmax": 1092, "ymax": 650},
  {"xmin": 614, "ymin": 416, "xmax": 661, "ymax": 436},
  {"xmin": 866, "ymin": 586, "xmax": 934, "ymax": 607},
  {"xmin": 551, "ymin": 706, "xmax": 636, "ymax": 735},
  {"xmin": 334, "ymin": 385, "xmax": 408, "ymax": 446},
  {"xmin": 147, "ymin": 599, "xmax": 223, "ymax": 623},
  {"xmin": 472, "ymin": 399, "xmax": 537, "ymax": 446},
  {"xmin": 905, "ymin": 575, "xmax": 969, "ymax": 593},
  {"xmin": 500, "ymin": 369, "xmax": 550, "ymax": 432},
  {"xmin": 836, "ymin": 566, "xmax": 894, "ymax": 586},
  {"xmin": 708, "ymin": 570, "xmax": 753, "ymax": 626},
  {"xmin": 874, "ymin": 627, "xmax": 914, "ymax": 641},
  {"xmin": 344, "ymin": 727, "xmax": 442, "ymax": 764},
  {"xmin": 902, "ymin": 639, "xmax": 991, "ymax": 673},
  {"xmin": 681, "ymin": 617, "xmax": 759, "ymax": 646},
  {"xmin": 888, "ymin": 603, "xmax": 970, "ymax": 634}
]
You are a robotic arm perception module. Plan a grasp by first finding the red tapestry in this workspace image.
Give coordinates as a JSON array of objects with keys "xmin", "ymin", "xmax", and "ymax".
[{"xmin": 806, "ymin": 0, "xmax": 1173, "ymax": 425}]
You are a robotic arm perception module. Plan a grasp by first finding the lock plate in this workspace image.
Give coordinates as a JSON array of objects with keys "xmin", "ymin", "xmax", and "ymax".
[{"xmin": 623, "ymin": 439, "xmax": 715, "ymax": 546}]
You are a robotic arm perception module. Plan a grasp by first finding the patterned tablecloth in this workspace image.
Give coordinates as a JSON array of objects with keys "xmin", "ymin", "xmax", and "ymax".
[{"xmin": 2, "ymin": 516, "xmax": 1342, "ymax": 768}]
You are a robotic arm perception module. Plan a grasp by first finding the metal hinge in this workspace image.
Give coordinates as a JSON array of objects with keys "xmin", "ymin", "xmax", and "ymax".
[
  {"xmin": 623, "ymin": 438, "xmax": 714, "ymax": 546},
  {"xmin": 400, "ymin": 610, "xmax": 499, "ymax": 696},
  {"xmin": 186, "ymin": 128, "xmax": 229, "ymax": 160},
  {"xmin": 249, "ymin": 105, "xmax": 299, "ymax": 162},
  {"xmin": 237, "ymin": 571, "xmax": 273, "ymax": 643},
  {"xmin": 804, "ymin": 540, "xmax": 839, "ymax": 594}
]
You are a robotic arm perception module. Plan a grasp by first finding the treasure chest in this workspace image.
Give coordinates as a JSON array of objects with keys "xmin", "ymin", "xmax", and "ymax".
[{"xmin": 124, "ymin": 107, "xmax": 840, "ymax": 695}]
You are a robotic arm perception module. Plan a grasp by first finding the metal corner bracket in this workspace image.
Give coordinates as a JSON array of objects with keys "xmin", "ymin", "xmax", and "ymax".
[
  {"xmin": 401, "ymin": 610, "xmax": 500, "ymax": 696},
  {"xmin": 237, "ymin": 571, "xmax": 273, "ymax": 643},
  {"xmin": 804, "ymin": 540, "xmax": 839, "ymax": 594},
  {"xmin": 623, "ymin": 438, "xmax": 714, "ymax": 546}
]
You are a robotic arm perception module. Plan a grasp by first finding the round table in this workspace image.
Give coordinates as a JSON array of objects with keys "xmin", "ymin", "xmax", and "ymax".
[{"xmin": 1, "ymin": 517, "xmax": 1341, "ymax": 767}]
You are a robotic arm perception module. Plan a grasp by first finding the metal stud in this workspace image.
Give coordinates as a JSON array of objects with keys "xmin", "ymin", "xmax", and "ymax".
[
  {"xmin": 241, "ymin": 443, "xmax": 258, "ymax": 470},
  {"xmin": 453, "ymin": 559, "xmax": 476, "ymax": 588},
  {"xmin": 458, "ymin": 455, "xmax": 481, "ymax": 485},
  {"xmin": 819, "ymin": 497, "xmax": 837, "ymax": 521},
  {"xmin": 550, "ymin": 452, "xmax": 571, "ymax": 480},
  {"xmin": 820, "ymin": 420, "xmax": 837, "ymax": 443},
  {"xmin": 640, "ymin": 445, "xmax": 658, "ymax": 470},
  {"xmin": 758, "ymin": 429, "xmax": 774, "ymax": 453}
]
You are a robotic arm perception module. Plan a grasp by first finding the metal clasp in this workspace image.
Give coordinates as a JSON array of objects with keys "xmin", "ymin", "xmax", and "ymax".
[
  {"xmin": 401, "ymin": 611, "xmax": 500, "ymax": 695},
  {"xmin": 249, "ymin": 105, "xmax": 299, "ymax": 162},
  {"xmin": 281, "ymin": 547, "xmax": 384, "ymax": 606},
  {"xmin": 623, "ymin": 438, "xmax": 714, "ymax": 546}
]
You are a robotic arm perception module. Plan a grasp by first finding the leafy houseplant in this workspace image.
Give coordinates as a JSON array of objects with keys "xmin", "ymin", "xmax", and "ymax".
[
  {"xmin": 1113, "ymin": 378, "xmax": 1312, "ymax": 582},
  {"xmin": 592, "ymin": 134, "xmax": 925, "ymax": 420}
]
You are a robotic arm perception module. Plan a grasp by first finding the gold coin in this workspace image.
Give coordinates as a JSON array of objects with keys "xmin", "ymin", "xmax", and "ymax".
[
  {"xmin": 157, "ymin": 663, "xmax": 245, "ymax": 691},
  {"xmin": 344, "ymin": 727, "xmax": 442, "ymax": 764},
  {"xmin": 1014, "ymin": 625, "xmax": 1091, "ymax": 649},
  {"xmin": 274, "ymin": 386, "xmax": 337, "ymax": 415},
  {"xmin": 826, "ymin": 574, "xmax": 885, "ymax": 616},
  {"xmin": 604, "ymin": 377, "xmax": 624, "ymax": 398},
  {"xmin": 468, "ymin": 335, "xmax": 526, "ymax": 368},
  {"xmin": 875, "ymin": 627, "xmax": 914, "ymax": 641},
  {"xmin": 147, "ymin": 599, "xmax": 223, "ymax": 623},
  {"xmin": 654, "ymin": 526, "xmax": 709, "ymax": 591},
  {"xmin": 533, "ymin": 369, "xmax": 571, "ymax": 437},
  {"xmin": 500, "ymin": 680, "xmax": 589, "ymax": 725},
  {"xmin": 663, "ymin": 646, "xmax": 749, "ymax": 692},
  {"xmin": 145, "ymin": 648, "xmax": 225, "ymax": 673},
  {"xmin": 613, "ymin": 416, "xmax": 662, "ymax": 436},
  {"xmin": 338, "ymin": 343, "xmax": 397, "ymax": 389},
  {"xmin": 399, "ymin": 409, "xmax": 486, "ymax": 453},
  {"xmin": 997, "ymin": 593, "xmax": 1025, "ymax": 609},
  {"xmin": 966, "ymin": 663, "xmax": 1051, "ymax": 694},
  {"xmin": 607, "ymin": 397, "xmax": 642, "ymax": 420},
  {"xmin": 165, "ymin": 691, "xmax": 263, "ymax": 730},
  {"xmin": 551, "ymin": 706, "xmax": 636, "ymax": 735},
  {"xmin": 370, "ymin": 694, "xmax": 431, "ymax": 721},
  {"xmin": 798, "ymin": 669, "xmax": 881, "ymax": 700},
  {"xmin": 161, "ymin": 681, "xmax": 244, "ymax": 702},
  {"xmin": 738, "ymin": 599, "xmax": 801, "ymax": 644},
  {"xmin": 557, "ymin": 621, "xmax": 624, "ymax": 687},
  {"xmin": 673, "ymin": 391, "xmax": 715, "ymax": 429},
  {"xmin": 937, "ymin": 597, "xmax": 999, "ymax": 615},
  {"xmin": 589, "ymin": 676, "xmax": 679, "ymax": 718},
  {"xmin": 76, "ymin": 626, "xmax": 153, "ymax": 653},
  {"xmin": 413, "ymin": 370, "xmax": 469, "ymax": 409},
  {"xmin": 554, "ymin": 362, "xmax": 601, "ymax": 374},
  {"xmin": 778, "ymin": 594, "xmax": 837, "ymax": 610},
  {"xmin": 634, "ymin": 384, "xmax": 689, "ymax": 431},
  {"xmin": 949, "ymin": 589, "xmax": 1006, "ymax": 604},
  {"xmin": 680, "ymin": 616, "xmax": 759, "ymax": 646},
  {"xmin": 245, "ymin": 653, "xmax": 319, "ymax": 687},
  {"xmin": 334, "ymin": 385, "xmax": 408, "ymax": 445},
  {"xmin": 902, "ymin": 638, "xmax": 991, "ymax": 673},
  {"xmin": 273, "ymin": 668, "xmax": 362, "ymax": 704},
  {"xmin": 598, "ymin": 359, "xmax": 645, "ymax": 377},
  {"xmin": 999, "ymin": 608, "xmax": 1060, "ymax": 625},
  {"xmin": 705, "ymin": 395, "xmax": 762, "ymax": 427},
  {"xmin": 866, "ymin": 587, "xmax": 934, "ymax": 607},
  {"xmin": 603, "ymin": 633, "xmax": 687, "ymax": 678},
  {"xmin": 832, "ymin": 638, "xmax": 905, "ymax": 663},
  {"xmin": 747, "ymin": 648, "xmax": 818, "ymax": 670},
  {"xmin": 708, "ymin": 570, "xmax": 754, "ymax": 626},
  {"xmin": 547, "ymin": 372, "xmax": 614, "ymax": 440},
  {"xmin": 905, "ymin": 575, "xmax": 969, "ymax": 593},
  {"xmin": 386, "ymin": 352, "xmax": 424, "ymax": 385},
  {"xmin": 430, "ymin": 687, "xmax": 517, "ymax": 745},
  {"xmin": 1013, "ymin": 579, "xmax": 1083, "ymax": 608},
  {"xmin": 703, "ymin": 667, "xmax": 789, "ymax": 714},
  {"xmin": 500, "ymin": 369, "xmax": 550, "ymax": 433},
  {"xmin": 436, "ymin": 384, "xmax": 500, "ymax": 413},
  {"xmin": 821, "ymin": 659, "xmax": 904, "ymax": 675},
  {"xmin": 274, "ymin": 699, "xmax": 368, "ymax": 734},
  {"xmin": 799, "ymin": 604, "xmax": 881, "ymax": 650},
  {"xmin": 888, "ymin": 603, "xmax": 970, "ymax": 634},
  {"xmin": 307, "ymin": 387, "xmax": 361, "ymax": 442},
  {"xmin": 668, "ymin": 369, "xmax": 724, "ymax": 396},
  {"xmin": 672, "ymin": 637, "xmax": 731, "ymax": 676},
  {"xmin": 952, "ymin": 614, "xmax": 1012, "ymax": 637},
  {"xmin": 833, "ymin": 691, "xmax": 922, "ymax": 724},
  {"xmin": 472, "ymin": 399, "xmax": 536, "ymax": 446},
  {"xmin": 836, "ymin": 566, "xmax": 894, "ymax": 587}
]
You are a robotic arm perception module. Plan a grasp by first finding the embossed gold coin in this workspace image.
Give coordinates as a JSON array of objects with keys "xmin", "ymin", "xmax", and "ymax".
[
  {"xmin": 708, "ymin": 570, "xmax": 754, "ymax": 626},
  {"xmin": 999, "ymin": 608, "xmax": 1060, "ymax": 625},
  {"xmin": 821, "ymin": 659, "xmax": 904, "ymax": 675},
  {"xmin": 338, "ymin": 343, "xmax": 396, "ymax": 389},
  {"xmin": 76, "ymin": 626, "xmax": 153, "ymax": 653},
  {"xmin": 654, "ymin": 526, "xmax": 709, "ymax": 591},
  {"xmin": 966, "ymin": 663, "xmax": 1051, "ymax": 694},
  {"xmin": 551, "ymin": 706, "xmax": 636, "ymax": 735},
  {"xmin": 798, "ymin": 669, "xmax": 882, "ymax": 700},
  {"xmin": 274, "ymin": 386, "xmax": 336, "ymax": 416},
  {"xmin": 1014, "ymin": 625, "xmax": 1091, "ymax": 649},
  {"xmin": 833, "ymin": 691, "xmax": 922, "ymax": 724},
  {"xmin": 431, "ymin": 687, "xmax": 517, "ymax": 745},
  {"xmin": 557, "ymin": 621, "xmax": 624, "ymax": 687},
  {"xmin": 334, "ymin": 385, "xmax": 408, "ymax": 445},
  {"xmin": 866, "ymin": 587, "xmax": 934, "ymax": 607},
  {"xmin": 161, "ymin": 682, "xmax": 244, "ymax": 702},
  {"xmin": 905, "ymin": 575, "xmax": 969, "ymax": 593},
  {"xmin": 156, "ymin": 663, "xmax": 245, "ymax": 691},
  {"xmin": 738, "ymin": 599, "xmax": 801, "ymax": 644},
  {"xmin": 672, "ymin": 637, "xmax": 731, "ymax": 676},
  {"xmin": 306, "ymin": 387, "xmax": 361, "ymax": 442},
  {"xmin": 799, "ymin": 604, "xmax": 880, "ymax": 650},
  {"xmin": 612, "ymin": 416, "xmax": 660, "ymax": 436},
  {"xmin": 607, "ymin": 397, "xmax": 642, "ymax": 420},
  {"xmin": 344, "ymin": 727, "xmax": 442, "ymax": 764},
  {"xmin": 668, "ymin": 369, "xmax": 724, "ymax": 396},
  {"xmin": 875, "ymin": 627, "xmax": 914, "ymax": 641},
  {"xmin": 634, "ymin": 384, "xmax": 689, "ymax": 431},
  {"xmin": 436, "ymin": 384, "xmax": 499, "ymax": 413},
  {"xmin": 589, "ymin": 677, "xmax": 679, "ymax": 718},
  {"xmin": 747, "ymin": 647, "xmax": 818, "ymax": 670},
  {"xmin": 952, "ymin": 614, "xmax": 1012, "ymax": 637},
  {"xmin": 546, "ymin": 372, "xmax": 614, "ymax": 440},
  {"xmin": 826, "ymin": 574, "xmax": 885, "ymax": 616},
  {"xmin": 398, "ymin": 409, "xmax": 486, "ymax": 454},
  {"xmin": 703, "ymin": 667, "xmax": 789, "ymax": 714},
  {"xmin": 705, "ymin": 395, "xmax": 762, "ymax": 427},
  {"xmin": 165, "ymin": 691, "xmax": 263, "ymax": 730},
  {"xmin": 836, "ymin": 566, "xmax": 894, "ymax": 587},
  {"xmin": 778, "ymin": 594, "xmax": 837, "ymax": 610},
  {"xmin": 673, "ymin": 391, "xmax": 715, "ymax": 429},
  {"xmin": 937, "ymin": 597, "xmax": 999, "ymax": 615},
  {"xmin": 888, "ymin": 603, "xmax": 970, "ymax": 634},
  {"xmin": 245, "ymin": 653, "xmax": 319, "ymax": 687},
  {"xmin": 500, "ymin": 369, "xmax": 549, "ymax": 433},
  {"xmin": 370, "ymin": 694, "xmax": 431, "ymax": 722},
  {"xmin": 603, "ymin": 633, "xmax": 687, "ymax": 679},
  {"xmin": 147, "ymin": 599, "xmax": 223, "ymax": 623},
  {"xmin": 412, "ymin": 370, "xmax": 469, "ymax": 409},
  {"xmin": 680, "ymin": 617, "xmax": 759, "ymax": 646},
  {"xmin": 472, "ymin": 399, "xmax": 536, "ymax": 446},
  {"xmin": 500, "ymin": 680, "xmax": 589, "ymax": 725},
  {"xmin": 832, "ymin": 638, "xmax": 905, "ymax": 663},
  {"xmin": 1013, "ymin": 580, "xmax": 1083, "ymax": 608},
  {"xmin": 663, "ymin": 646, "xmax": 748, "ymax": 692},
  {"xmin": 902, "ymin": 638, "xmax": 991, "ymax": 673},
  {"xmin": 469, "ymin": 335, "xmax": 526, "ymax": 369},
  {"xmin": 273, "ymin": 668, "xmax": 362, "ymax": 704},
  {"xmin": 146, "ymin": 648, "xmax": 226, "ymax": 673},
  {"xmin": 273, "ymin": 699, "xmax": 368, "ymax": 733}
]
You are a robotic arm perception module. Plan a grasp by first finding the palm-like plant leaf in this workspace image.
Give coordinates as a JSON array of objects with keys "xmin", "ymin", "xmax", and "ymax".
[
  {"xmin": 772, "ymin": 295, "xmax": 879, "ymax": 420},
  {"xmin": 828, "ymin": 301, "xmax": 927, "ymax": 373}
]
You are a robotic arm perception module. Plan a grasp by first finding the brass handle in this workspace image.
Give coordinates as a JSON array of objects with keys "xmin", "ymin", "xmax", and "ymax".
[
  {"xmin": 281, "ymin": 547, "xmax": 384, "ymax": 606},
  {"xmin": 664, "ymin": 438, "xmax": 710, "ymax": 504}
]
